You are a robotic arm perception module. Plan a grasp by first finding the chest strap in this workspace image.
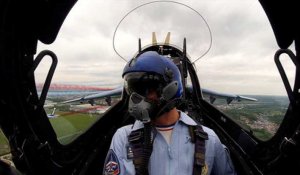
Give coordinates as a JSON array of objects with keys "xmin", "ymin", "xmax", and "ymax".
[
  {"xmin": 128, "ymin": 124, "xmax": 153, "ymax": 175},
  {"xmin": 128, "ymin": 124, "xmax": 208, "ymax": 175},
  {"xmin": 189, "ymin": 125, "xmax": 208, "ymax": 175}
]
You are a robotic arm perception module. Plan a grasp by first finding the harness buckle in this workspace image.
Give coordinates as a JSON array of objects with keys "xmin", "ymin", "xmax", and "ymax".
[
  {"xmin": 127, "ymin": 145, "xmax": 134, "ymax": 159},
  {"xmin": 128, "ymin": 130, "xmax": 143, "ymax": 142}
]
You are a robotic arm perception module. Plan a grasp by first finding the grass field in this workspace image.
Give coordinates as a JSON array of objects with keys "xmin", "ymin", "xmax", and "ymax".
[
  {"xmin": 0, "ymin": 112, "xmax": 102, "ymax": 156},
  {"xmin": 0, "ymin": 130, "xmax": 10, "ymax": 156},
  {"xmin": 50, "ymin": 112, "xmax": 102, "ymax": 144}
]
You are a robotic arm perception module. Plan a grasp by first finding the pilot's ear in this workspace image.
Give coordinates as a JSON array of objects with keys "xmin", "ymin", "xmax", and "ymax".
[{"xmin": 162, "ymin": 81, "xmax": 179, "ymax": 101}]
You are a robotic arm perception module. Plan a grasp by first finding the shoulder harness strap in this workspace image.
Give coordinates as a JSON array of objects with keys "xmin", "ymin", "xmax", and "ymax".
[
  {"xmin": 128, "ymin": 125, "xmax": 153, "ymax": 175},
  {"xmin": 189, "ymin": 124, "xmax": 208, "ymax": 175}
]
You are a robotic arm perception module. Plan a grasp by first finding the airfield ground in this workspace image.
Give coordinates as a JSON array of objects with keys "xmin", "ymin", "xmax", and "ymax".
[{"xmin": 1, "ymin": 95, "xmax": 288, "ymax": 156}]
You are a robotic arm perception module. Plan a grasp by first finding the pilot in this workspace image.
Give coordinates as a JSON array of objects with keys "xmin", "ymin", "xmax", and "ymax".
[{"xmin": 103, "ymin": 51, "xmax": 236, "ymax": 175}]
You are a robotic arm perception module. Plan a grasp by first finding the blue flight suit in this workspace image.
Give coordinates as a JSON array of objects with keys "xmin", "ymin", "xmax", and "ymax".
[{"xmin": 103, "ymin": 111, "xmax": 236, "ymax": 175}]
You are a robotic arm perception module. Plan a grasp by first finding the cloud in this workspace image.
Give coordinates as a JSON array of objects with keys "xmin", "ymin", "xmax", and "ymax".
[{"xmin": 36, "ymin": 0, "xmax": 295, "ymax": 95}]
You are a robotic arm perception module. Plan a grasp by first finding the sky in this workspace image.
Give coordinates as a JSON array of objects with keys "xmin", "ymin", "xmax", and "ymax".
[{"xmin": 36, "ymin": 0, "xmax": 296, "ymax": 96}]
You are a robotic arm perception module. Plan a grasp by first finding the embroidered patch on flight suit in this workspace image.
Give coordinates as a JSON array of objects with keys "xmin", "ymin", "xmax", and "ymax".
[{"xmin": 103, "ymin": 149, "xmax": 120, "ymax": 175}]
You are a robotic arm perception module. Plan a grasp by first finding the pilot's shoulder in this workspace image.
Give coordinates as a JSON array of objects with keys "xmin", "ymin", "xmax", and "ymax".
[
  {"xmin": 110, "ymin": 125, "xmax": 134, "ymax": 149},
  {"xmin": 114, "ymin": 124, "xmax": 134, "ymax": 138},
  {"xmin": 113, "ymin": 121, "xmax": 144, "ymax": 140},
  {"xmin": 202, "ymin": 125, "xmax": 219, "ymax": 139}
]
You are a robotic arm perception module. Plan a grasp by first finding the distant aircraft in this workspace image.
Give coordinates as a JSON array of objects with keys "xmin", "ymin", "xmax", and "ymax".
[{"xmin": 0, "ymin": 1, "xmax": 299, "ymax": 175}]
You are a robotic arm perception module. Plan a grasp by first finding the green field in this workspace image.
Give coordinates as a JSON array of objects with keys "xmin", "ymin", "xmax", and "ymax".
[
  {"xmin": 0, "ymin": 112, "xmax": 102, "ymax": 156},
  {"xmin": 0, "ymin": 130, "xmax": 10, "ymax": 155},
  {"xmin": 50, "ymin": 112, "xmax": 102, "ymax": 144}
]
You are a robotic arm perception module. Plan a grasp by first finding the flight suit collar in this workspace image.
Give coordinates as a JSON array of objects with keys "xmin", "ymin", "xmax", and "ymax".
[
  {"xmin": 131, "ymin": 110, "xmax": 197, "ymax": 131},
  {"xmin": 178, "ymin": 111, "xmax": 198, "ymax": 126}
]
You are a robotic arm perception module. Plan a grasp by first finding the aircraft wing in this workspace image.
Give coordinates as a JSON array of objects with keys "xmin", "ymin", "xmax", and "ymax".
[
  {"xmin": 61, "ymin": 87, "xmax": 123, "ymax": 105},
  {"xmin": 201, "ymin": 88, "xmax": 257, "ymax": 104},
  {"xmin": 61, "ymin": 85, "xmax": 256, "ymax": 105}
]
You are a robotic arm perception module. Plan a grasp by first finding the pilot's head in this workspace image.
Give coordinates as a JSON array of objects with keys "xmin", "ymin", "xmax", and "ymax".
[{"xmin": 122, "ymin": 51, "xmax": 183, "ymax": 123}]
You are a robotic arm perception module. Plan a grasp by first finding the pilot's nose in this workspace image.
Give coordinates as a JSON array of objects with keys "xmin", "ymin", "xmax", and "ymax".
[{"xmin": 146, "ymin": 89, "xmax": 158, "ymax": 101}]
